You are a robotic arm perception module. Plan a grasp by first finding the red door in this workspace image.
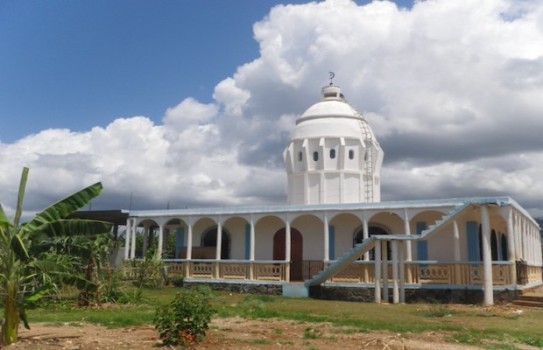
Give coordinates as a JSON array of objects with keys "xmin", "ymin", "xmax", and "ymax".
[{"xmin": 273, "ymin": 228, "xmax": 303, "ymax": 281}]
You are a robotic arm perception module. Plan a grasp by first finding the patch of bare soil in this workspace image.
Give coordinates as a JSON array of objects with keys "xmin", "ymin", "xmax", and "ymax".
[{"xmin": 5, "ymin": 317, "xmax": 488, "ymax": 350}]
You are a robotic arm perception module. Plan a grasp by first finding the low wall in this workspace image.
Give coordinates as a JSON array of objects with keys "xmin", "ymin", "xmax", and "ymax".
[
  {"xmin": 182, "ymin": 281, "xmax": 282, "ymax": 295},
  {"xmin": 180, "ymin": 280, "xmax": 520, "ymax": 304},
  {"xmin": 309, "ymin": 285, "xmax": 520, "ymax": 304}
]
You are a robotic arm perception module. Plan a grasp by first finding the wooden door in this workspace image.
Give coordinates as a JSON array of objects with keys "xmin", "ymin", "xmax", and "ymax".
[{"xmin": 273, "ymin": 228, "xmax": 303, "ymax": 281}]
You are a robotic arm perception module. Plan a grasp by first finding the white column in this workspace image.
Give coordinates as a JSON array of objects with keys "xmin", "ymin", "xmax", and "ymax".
[
  {"xmin": 216, "ymin": 221, "xmax": 222, "ymax": 260},
  {"xmin": 514, "ymin": 214, "xmax": 520, "ymax": 259},
  {"xmin": 374, "ymin": 240, "xmax": 381, "ymax": 303},
  {"xmin": 249, "ymin": 217, "xmax": 255, "ymax": 280},
  {"xmin": 362, "ymin": 216, "xmax": 370, "ymax": 282},
  {"xmin": 453, "ymin": 220, "xmax": 461, "ymax": 284},
  {"xmin": 382, "ymin": 240, "xmax": 389, "ymax": 302},
  {"xmin": 481, "ymin": 205, "xmax": 494, "ymax": 306},
  {"xmin": 130, "ymin": 219, "xmax": 136, "ymax": 259},
  {"xmin": 142, "ymin": 224, "xmax": 149, "ymax": 256},
  {"xmin": 515, "ymin": 214, "xmax": 522, "ymax": 259},
  {"xmin": 391, "ymin": 240, "xmax": 399, "ymax": 304},
  {"xmin": 531, "ymin": 226, "xmax": 537, "ymax": 264},
  {"xmin": 186, "ymin": 223, "xmax": 193, "ymax": 260},
  {"xmin": 398, "ymin": 240, "xmax": 406, "ymax": 303},
  {"xmin": 453, "ymin": 221, "xmax": 461, "ymax": 261},
  {"xmin": 185, "ymin": 222, "xmax": 193, "ymax": 278},
  {"xmin": 125, "ymin": 218, "xmax": 132, "ymax": 259},
  {"xmin": 520, "ymin": 217, "xmax": 528, "ymax": 261},
  {"xmin": 285, "ymin": 220, "xmax": 291, "ymax": 282},
  {"xmin": 285, "ymin": 221, "xmax": 292, "ymax": 262},
  {"xmin": 158, "ymin": 224, "xmax": 164, "ymax": 258},
  {"xmin": 324, "ymin": 213, "xmax": 329, "ymax": 261},
  {"xmin": 506, "ymin": 209, "xmax": 517, "ymax": 285},
  {"xmin": 215, "ymin": 221, "xmax": 222, "ymax": 278},
  {"xmin": 403, "ymin": 209, "xmax": 412, "ymax": 284},
  {"xmin": 250, "ymin": 218, "xmax": 255, "ymax": 261},
  {"xmin": 403, "ymin": 209, "xmax": 412, "ymax": 260}
]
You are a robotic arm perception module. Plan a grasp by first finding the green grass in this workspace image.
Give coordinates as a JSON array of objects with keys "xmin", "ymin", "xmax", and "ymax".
[{"xmin": 15, "ymin": 286, "xmax": 543, "ymax": 348}]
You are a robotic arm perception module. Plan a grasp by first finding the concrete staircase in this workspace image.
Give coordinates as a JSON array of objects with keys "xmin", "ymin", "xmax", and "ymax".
[
  {"xmin": 305, "ymin": 237, "xmax": 376, "ymax": 287},
  {"xmin": 513, "ymin": 286, "xmax": 543, "ymax": 308},
  {"xmin": 419, "ymin": 202, "xmax": 471, "ymax": 239}
]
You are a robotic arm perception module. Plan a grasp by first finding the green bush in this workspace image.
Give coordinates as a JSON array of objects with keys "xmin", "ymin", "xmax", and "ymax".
[{"xmin": 154, "ymin": 287, "xmax": 215, "ymax": 346}]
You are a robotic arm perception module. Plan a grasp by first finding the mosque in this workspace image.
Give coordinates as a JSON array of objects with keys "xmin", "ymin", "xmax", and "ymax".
[{"xmin": 123, "ymin": 83, "xmax": 542, "ymax": 305}]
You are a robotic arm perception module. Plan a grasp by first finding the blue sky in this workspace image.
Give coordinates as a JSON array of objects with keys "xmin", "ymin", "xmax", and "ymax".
[
  {"xmin": 1, "ymin": 0, "xmax": 543, "ymax": 218},
  {"xmin": 0, "ymin": 0, "xmax": 412, "ymax": 143}
]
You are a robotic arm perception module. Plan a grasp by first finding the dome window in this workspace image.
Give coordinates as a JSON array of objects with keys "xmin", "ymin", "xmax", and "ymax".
[
  {"xmin": 330, "ymin": 149, "xmax": 336, "ymax": 159},
  {"xmin": 349, "ymin": 150, "xmax": 355, "ymax": 160},
  {"xmin": 313, "ymin": 151, "xmax": 319, "ymax": 162},
  {"xmin": 298, "ymin": 151, "xmax": 303, "ymax": 162}
]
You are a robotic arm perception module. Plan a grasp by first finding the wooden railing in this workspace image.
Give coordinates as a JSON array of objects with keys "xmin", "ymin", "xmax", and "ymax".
[
  {"xmin": 527, "ymin": 265, "xmax": 543, "ymax": 284},
  {"xmin": 326, "ymin": 261, "xmax": 518, "ymax": 286},
  {"xmin": 162, "ymin": 260, "xmax": 288, "ymax": 282},
  {"xmin": 135, "ymin": 259, "xmax": 539, "ymax": 287}
]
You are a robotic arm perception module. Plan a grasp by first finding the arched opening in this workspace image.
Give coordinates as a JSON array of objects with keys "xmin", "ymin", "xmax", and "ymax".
[
  {"xmin": 353, "ymin": 225, "xmax": 390, "ymax": 260},
  {"xmin": 491, "ymin": 230, "xmax": 498, "ymax": 261},
  {"xmin": 136, "ymin": 219, "xmax": 159, "ymax": 258},
  {"xmin": 273, "ymin": 228, "xmax": 303, "ymax": 281},
  {"xmin": 201, "ymin": 227, "xmax": 231, "ymax": 259},
  {"xmin": 501, "ymin": 234, "xmax": 508, "ymax": 261}
]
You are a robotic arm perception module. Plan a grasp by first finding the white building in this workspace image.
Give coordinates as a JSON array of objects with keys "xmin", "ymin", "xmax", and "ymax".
[{"xmin": 124, "ymin": 84, "xmax": 542, "ymax": 305}]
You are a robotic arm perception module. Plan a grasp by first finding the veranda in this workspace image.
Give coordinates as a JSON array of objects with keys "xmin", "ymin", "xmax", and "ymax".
[{"xmin": 123, "ymin": 198, "xmax": 543, "ymax": 305}]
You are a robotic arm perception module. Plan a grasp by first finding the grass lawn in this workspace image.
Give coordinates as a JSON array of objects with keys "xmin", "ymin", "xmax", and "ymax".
[{"xmin": 22, "ymin": 286, "xmax": 543, "ymax": 349}]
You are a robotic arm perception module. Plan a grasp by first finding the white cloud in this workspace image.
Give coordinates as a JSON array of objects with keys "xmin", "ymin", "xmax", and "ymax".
[{"xmin": 1, "ymin": 0, "xmax": 543, "ymax": 218}]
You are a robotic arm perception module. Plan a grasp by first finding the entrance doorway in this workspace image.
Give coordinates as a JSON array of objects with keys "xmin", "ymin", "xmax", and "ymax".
[{"xmin": 273, "ymin": 228, "xmax": 303, "ymax": 281}]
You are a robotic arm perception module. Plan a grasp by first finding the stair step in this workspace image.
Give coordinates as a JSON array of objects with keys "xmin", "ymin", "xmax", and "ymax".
[
  {"xmin": 518, "ymin": 295, "xmax": 543, "ymax": 303},
  {"xmin": 512, "ymin": 300, "xmax": 543, "ymax": 308}
]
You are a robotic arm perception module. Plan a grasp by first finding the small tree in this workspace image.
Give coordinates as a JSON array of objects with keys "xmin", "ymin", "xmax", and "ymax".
[
  {"xmin": 154, "ymin": 287, "xmax": 215, "ymax": 347},
  {"xmin": 0, "ymin": 167, "xmax": 111, "ymax": 345}
]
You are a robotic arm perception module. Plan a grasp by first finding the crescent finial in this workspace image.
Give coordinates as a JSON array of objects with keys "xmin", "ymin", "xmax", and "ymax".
[{"xmin": 329, "ymin": 71, "xmax": 335, "ymax": 85}]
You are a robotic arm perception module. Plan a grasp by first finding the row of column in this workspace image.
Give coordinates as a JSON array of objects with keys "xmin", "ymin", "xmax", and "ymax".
[
  {"xmin": 372, "ymin": 205, "xmax": 529, "ymax": 306},
  {"xmin": 374, "ymin": 239, "xmax": 408, "ymax": 304},
  {"xmin": 513, "ymin": 211, "xmax": 542, "ymax": 265}
]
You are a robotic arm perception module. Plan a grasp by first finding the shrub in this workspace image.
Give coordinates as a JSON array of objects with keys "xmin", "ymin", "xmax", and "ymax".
[{"xmin": 154, "ymin": 287, "xmax": 215, "ymax": 346}]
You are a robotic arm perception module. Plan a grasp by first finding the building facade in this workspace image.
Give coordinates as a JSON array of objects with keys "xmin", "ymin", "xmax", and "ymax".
[{"xmin": 124, "ymin": 85, "xmax": 542, "ymax": 305}]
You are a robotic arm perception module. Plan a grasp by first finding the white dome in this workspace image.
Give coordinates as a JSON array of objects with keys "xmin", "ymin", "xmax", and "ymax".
[
  {"xmin": 292, "ymin": 85, "xmax": 377, "ymax": 141},
  {"xmin": 284, "ymin": 84, "xmax": 384, "ymax": 205}
]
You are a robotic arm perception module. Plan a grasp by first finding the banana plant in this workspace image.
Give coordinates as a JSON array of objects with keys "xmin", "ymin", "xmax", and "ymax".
[{"xmin": 0, "ymin": 167, "xmax": 112, "ymax": 345}]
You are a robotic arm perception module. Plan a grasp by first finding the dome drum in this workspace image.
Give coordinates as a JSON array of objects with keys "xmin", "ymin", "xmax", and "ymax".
[{"xmin": 284, "ymin": 84, "xmax": 383, "ymax": 205}]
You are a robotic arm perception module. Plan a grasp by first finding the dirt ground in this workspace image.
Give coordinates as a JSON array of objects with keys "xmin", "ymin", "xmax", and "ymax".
[{"xmin": 6, "ymin": 316, "xmax": 535, "ymax": 350}]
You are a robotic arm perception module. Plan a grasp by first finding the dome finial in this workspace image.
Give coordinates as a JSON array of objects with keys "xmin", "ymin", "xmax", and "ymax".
[{"xmin": 329, "ymin": 71, "xmax": 335, "ymax": 85}]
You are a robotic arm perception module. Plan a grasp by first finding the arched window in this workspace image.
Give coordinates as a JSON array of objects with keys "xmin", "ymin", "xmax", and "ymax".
[
  {"xmin": 330, "ymin": 149, "xmax": 336, "ymax": 159},
  {"xmin": 298, "ymin": 151, "xmax": 303, "ymax": 162},
  {"xmin": 348, "ymin": 149, "xmax": 354, "ymax": 160},
  {"xmin": 313, "ymin": 151, "xmax": 319, "ymax": 161}
]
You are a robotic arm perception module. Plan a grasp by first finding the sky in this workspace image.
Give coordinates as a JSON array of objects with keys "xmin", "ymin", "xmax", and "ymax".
[{"xmin": 1, "ymin": 0, "xmax": 543, "ymax": 219}]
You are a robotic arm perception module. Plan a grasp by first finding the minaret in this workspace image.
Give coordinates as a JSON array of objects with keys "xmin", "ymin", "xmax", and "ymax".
[{"xmin": 283, "ymin": 84, "xmax": 383, "ymax": 205}]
